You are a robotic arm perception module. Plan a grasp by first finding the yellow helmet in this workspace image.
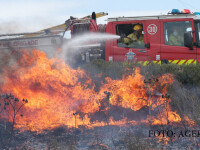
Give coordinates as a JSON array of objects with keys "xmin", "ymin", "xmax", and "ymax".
[{"xmin": 133, "ymin": 25, "xmax": 142, "ymax": 31}]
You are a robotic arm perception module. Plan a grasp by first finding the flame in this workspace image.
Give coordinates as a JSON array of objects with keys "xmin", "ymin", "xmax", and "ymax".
[
  {"xmin": 1, "ymin": 50, "xmax": 101, "ymax": 131},
  {"xmin": 0, "ymin": 49, "xmax": 191, "ymax": 132},
  {"xmin": 99, "ymin": 68, "xmax": 147, "ymax": 111}
]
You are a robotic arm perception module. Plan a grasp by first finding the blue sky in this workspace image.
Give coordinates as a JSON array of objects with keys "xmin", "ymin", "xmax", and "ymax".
[{"xmin": 0, "ymin": 0, "xmax": 199, "ymax": 33}]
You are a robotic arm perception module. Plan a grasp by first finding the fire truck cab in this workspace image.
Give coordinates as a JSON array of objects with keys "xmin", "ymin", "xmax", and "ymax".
[{"xmin": 105, "ymin": 10, "xmax": 200, "ymax": 65}]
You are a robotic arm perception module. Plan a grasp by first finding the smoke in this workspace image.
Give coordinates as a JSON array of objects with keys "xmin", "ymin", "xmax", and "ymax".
[
  {"xmin": 0, "ymin": 19, "xmax": 61, "ymax": 34},
  {"xmin": 0, "ymin": 49, "xmax": 20, "ymax": 84}
]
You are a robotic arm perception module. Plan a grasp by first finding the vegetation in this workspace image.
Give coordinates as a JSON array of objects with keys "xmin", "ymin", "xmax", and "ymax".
[
  {"xmin": 82, "ymin": 60, "xmax": 200, "ymax": 87},
  {"xmin": 0, "ymin": 94, "xmax": 28, "ymax": 149},
  {"xmin": 81, "ymin": 60, "xmax": 200, "ymax": 125}
]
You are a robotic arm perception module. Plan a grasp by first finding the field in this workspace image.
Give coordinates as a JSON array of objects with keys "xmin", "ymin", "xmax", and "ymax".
[{"xmin": 1, "ymin": 52, "xmax": 200, "ymax": 149}]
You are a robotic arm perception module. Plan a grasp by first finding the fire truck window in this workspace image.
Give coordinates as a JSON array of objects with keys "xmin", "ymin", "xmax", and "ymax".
[
  {"xmin": 198, "ymin": 23, "xmax": 200, "ymax": 42},
  {"xmin": 165, "ymin": 29, "xmax": 169, "ymax": 42},
  {"xmin": 164, "ymin": 21, "xmax": 192, "ymax": 47},
  {"xmin": 116, "ymin": 24, "xmax": 145, "ymax": 49}
]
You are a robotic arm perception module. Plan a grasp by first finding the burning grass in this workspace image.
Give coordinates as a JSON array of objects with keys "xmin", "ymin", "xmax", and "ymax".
[{"xmin": 0, "ymin": 49, "xmax": 199, "ymax": 149}]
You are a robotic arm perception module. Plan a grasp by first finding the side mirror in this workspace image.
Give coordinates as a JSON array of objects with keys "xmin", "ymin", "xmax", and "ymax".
[{"xmin": 184, "ymin": 32, "xmax": 193, "ymax": 50}]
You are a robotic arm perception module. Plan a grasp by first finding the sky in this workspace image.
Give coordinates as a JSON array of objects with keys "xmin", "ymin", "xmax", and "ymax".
[{"xmin": 0, "ymin": 0, "xmax": 199, "ymax": 33}]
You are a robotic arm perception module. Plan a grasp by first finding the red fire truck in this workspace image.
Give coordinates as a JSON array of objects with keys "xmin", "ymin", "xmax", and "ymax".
[
  {"xmin": 68, "ymin": 10, "xmax": 200, "ymax": 65},
  {"xmin": 103, "ymin": 10, "xmax": 200, "ymax": 65},
  {"xmin": 0, "ymin": 10, "xmax": 200, "ymax": 65}
]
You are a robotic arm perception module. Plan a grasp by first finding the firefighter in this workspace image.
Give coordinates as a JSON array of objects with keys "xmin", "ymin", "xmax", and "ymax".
[
  {"xmin": 121, "ymin": 24, "xmax": 144, "ymax": 48},
  {"xmin": 168, "ymin": 26, "xmax": 184, "ymax": 46}
]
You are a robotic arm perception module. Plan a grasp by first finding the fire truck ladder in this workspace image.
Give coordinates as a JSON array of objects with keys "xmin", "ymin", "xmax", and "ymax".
[{"xmin": 22, "ymin": 12, "xmax": 108, "ymax": 38}]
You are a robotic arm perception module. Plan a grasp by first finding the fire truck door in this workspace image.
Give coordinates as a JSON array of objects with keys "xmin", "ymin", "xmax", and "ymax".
[
  {"xmin": 161, "ymin": 19, "xmax": 197, "ymax": 64},
  {"xmin": 143, "ymin": 20, "xmax": 161, "ymax": 64},
  {"xmin": 112, "ymin": 21, "xmax": 148, "ymax": 62}
]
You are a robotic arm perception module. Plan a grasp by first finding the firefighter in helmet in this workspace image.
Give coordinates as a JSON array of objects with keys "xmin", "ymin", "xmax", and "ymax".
[{"xmin": 121, "ymin": 24, "xmax": 144, "ymax": 48}]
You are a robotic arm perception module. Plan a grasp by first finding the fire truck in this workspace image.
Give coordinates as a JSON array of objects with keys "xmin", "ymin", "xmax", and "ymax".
[
  {"xmin": 104, "ymin": 9, "xmax": 200, "ymax": 65},
  {"xmin": 0, "ymin": 9, "xmax": 200, "ymax": 65}
]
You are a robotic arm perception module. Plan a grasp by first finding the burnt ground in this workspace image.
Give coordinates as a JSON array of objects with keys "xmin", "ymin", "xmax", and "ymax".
[{"xmin": 1, "ymin": 121, "xmax": 200, "ymax": 150}]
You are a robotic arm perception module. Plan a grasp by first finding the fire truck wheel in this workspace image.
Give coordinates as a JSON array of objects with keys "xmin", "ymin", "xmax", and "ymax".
[{"xmin": 161, "ymin": 59, "xmax": 169, "ymax": 64}]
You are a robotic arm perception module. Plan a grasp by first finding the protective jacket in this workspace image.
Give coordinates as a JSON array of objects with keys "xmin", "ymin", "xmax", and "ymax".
[{"xmin": 123, "ymin": 32, "xmax": 144, "ymax": 48}]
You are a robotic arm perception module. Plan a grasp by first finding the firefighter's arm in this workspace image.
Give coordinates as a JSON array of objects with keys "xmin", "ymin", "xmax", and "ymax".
[
  {"xmin": 118, "ymin": 35, "xmax": 131, "ymax": 44},
  {"xmin": 128, "ymin": 33, "xmax": 138, "ymax": 42},
  {"xmin": 123, "ymin": 33, "xmax": 136, "ymax": 43},
  {"xmin": 123, "ymin": 37, "xmax": 131, "ymax": 44}
]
